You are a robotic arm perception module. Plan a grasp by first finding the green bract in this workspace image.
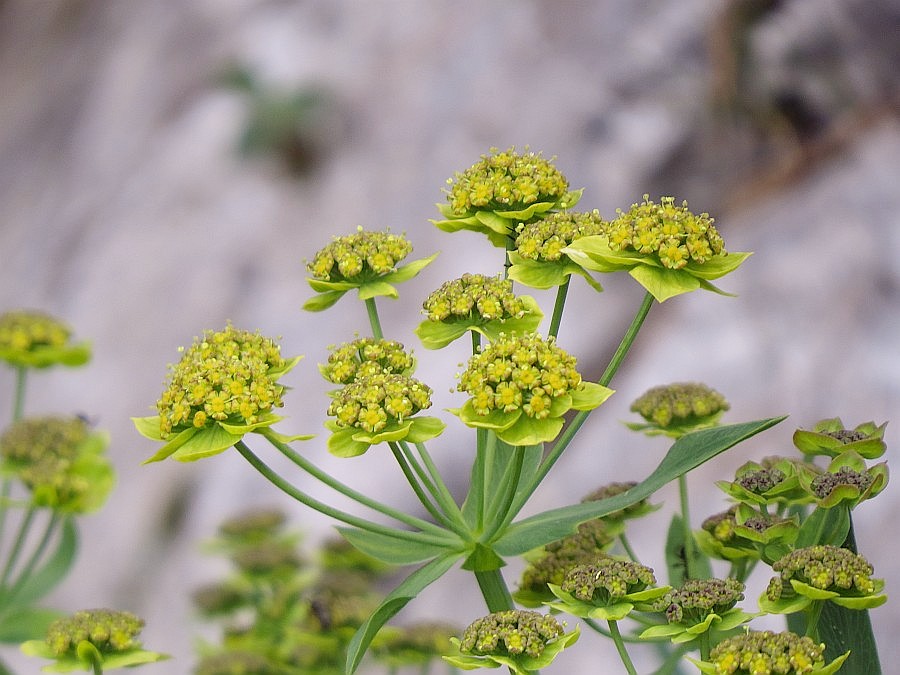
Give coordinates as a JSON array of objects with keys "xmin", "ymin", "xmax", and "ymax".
[
  {"xmin": 760, "ymin": 545, "xmax": 887, "ymax": 614},
  {"xmin": 0, "ymin": 416, "xmax": 114, "ymax": 514},
  {"xmin": 627, "ymin": 382, "xmax": 729, "ymax": 437},
  {"xmin": 444, "ymin": 610, "xmax": 579, "ymax": 675},
  {"xmin": 640, "ymin": 578, "xmax": 753, "ymax": 644},
  {"xmin": 696, "ymin": 504, "xmax": 799, "ymax": 564},
  {"xmin": 688, "ymin": 630, "xmax": 849, "ymax": 675},
  {"xmin": 792, "ymin": 417, "xmax": 887, "ymax": 459},
  {"xmin": 20, "ymin": 609, "xmax": 168, "ymax": 673},
  {"xmin": 0, "ymin": 310, "xmax": 91, "ymax": 369},
  {"xmin": 507, "ymin": 211, "xmax": 605, "ymax": 290},
  {"xmin": 303, "ymin": 228, "xmax": 438, "ymax": 311},
  {"xmin": 563, "ymin": 195, "xmax": 751, "ymax": 302},
  {"xmin": 415, "ymin": 274, "xmax": 543, "ymax": 349},
  {"xmin": 800, "ymin": 450, "xmax": 888, "ymax": 509},
  {"xmin": 716, "ymin": 456, "xmax": 815, "ymax": 508},
  {"xmin": 325, "ymin": 372, "xmax": 444, "ymax": 457},
  {"xmin": 452, "ymin": 332, "xmax": 613, "ymax": 445},
  {"xmin": 545, "ymin": 556, "xmax": 668, "ymax": 621},
  {"xmin": 432, "ymin": 147, "xmax": 583, "ymax": 248},
  {"xmin": 134, "ymin": 324, "xmax": 309, "ymax": 463}
]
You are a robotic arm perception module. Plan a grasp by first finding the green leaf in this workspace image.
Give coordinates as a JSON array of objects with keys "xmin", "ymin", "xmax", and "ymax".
[
  {"xmin": 132, "ymin": 415, "xmax": 163, "ymax": 441},
  {"xmin": 629, "ymin": 266, "xmax": 700, "ymax": 303},
  {"xmin": 796, "ymin": 506, "xmax": 850, "ymax": 548},
  {"xmin": 345, "ymin": 552, "xmax": 460, "ymax": 674},
  {"xmin": 684, "ymin": 251, "xmax": 752, "ymax": 280},
  {"xmin": 405, "ymin": 416, "xmax": 446, "ymax": 443},
  {"xmin": 493, "ymin": 417, "xmax": 786, "ymax": 556},
  {"xmin": 337, "ymin": 527, "xmax": 459, "ymax": 565},
  {"xmin": 497, "ymin": 415, "xmax": 564, "ymax": 446},
  {"xmin": 507, "ymin": 254, "xmax": 570, "ymax": 289},
  {"xmin": 415, "ymin": 320, "xmax": 469, "ymax": 350},
  {"xmin": 0, "ymin": 606, "xmax": 62, "ymax": 643},
  {"xmin": 384, "ymin": 252, "xmax": 440, "ymax": 283},
  {"xmin": 327, "ymin": 427, "xmax": 371, "ymax": 458},
  {"xmin": 168, "ymin": 424, "xmax": 242, "ymax": 462},
  {"xmin": 302, "ymin": 290, "xmax": 346, "ymax": 311},
  {"xmin": 664, "ymin": 513, "xmax": 711, "ymax": 587},
  {"xmin": 358, "ymin": 280, "xmax": 398, "ymax": 301},
  {"xmin": 5, "ymin": 518, "xmax": 78, "ymax": 608},
  {"xmin": 141, "ymin": 427, "xmax": 199, "ymax": 464},
  {"xmin": 570, "ymin": 382, "xmax": 614, "ymax": 411}
]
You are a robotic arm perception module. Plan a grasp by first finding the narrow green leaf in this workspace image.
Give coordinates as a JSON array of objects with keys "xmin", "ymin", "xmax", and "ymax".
[
  {"xmin": 0, "ymin": 606, "xmax": 62, "ymax": 643},
  {"xmin": 664, "ymin": 514, "xmax": 710, "ymax": 586},
  {"xmin": 494, "ymin": 417, "xmax": 786, "ymax": 556},
  {"xmin": 796, "ymin": 506, "xmax": 850, "ymax": 548},
  {"xmin": 345, "ymin": 552, "xmax": 460, "ymax": 674},
  {"xmin": 336, "ymin": 527, "xmax": 459, "ymax": 565}
]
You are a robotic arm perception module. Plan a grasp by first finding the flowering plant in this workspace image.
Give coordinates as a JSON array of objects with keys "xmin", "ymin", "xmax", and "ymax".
[{"xmin": 124, "ymin": 146, "xmax": 886, "ymax": 674}]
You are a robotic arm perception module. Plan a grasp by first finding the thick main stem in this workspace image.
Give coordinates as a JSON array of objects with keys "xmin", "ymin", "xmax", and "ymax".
[
  {"xmin": 678, "ymin": 474, "xmax": 697, "ymax": 580},
  {"xmin": 365, "ymin": 298, "xmax": 384, "ymax": 339}
]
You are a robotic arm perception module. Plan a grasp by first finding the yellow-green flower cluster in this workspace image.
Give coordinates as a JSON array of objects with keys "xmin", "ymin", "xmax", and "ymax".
[
  {"xmin": 581, "ymin": 481, "xmax": 656, "ymax": 524},
  {"xmin": 458, "ymin": 333, "xmax": 580, "ymax": 419},
  {"xmin": 156, "ymin": 325, "xmax": 288, "ymax": 437},
  {"xmin": 606, "ymin": 195, "xmax": 724, "ymax": 270},
  {"xmin": 0, "ymin": 416, "xmax": 88, "ymax": 465},
  {"xmin": 766, "ymin": 545, "xmax": 877, "ymax": 601},
  {"xmin": 561, "ymin": 556, "xmax": 656, "ymax": 603},
  {"xmin": 423, "ymin": 274, "xmax": 526, "ymax": 322},
  {"xmin": 0, "ymin": 309, "xmax": 90, "ymax": 369},
  {"xmin": 629, "ymin": 382, "xmax": 729, "ymax": 436},
  {"xmin": 699, "ymin": 631, "xmax": 838, "ymax": 675},
  {"xmin": 514, "ymin": 211, "xmax": 605, "ymax": 262},
  {"xmin": 321, "ymin": 337, "xmax": 415, "ymax": 385},
  {"xmin": 218, "ymin": 507, "xmax": 287, "ymax": 539},
  {"xmin": 327, "ymin": 372, "xmax": 433, "ymax": 434},
  {"xmin": 45, "ymin": 609, "xmax": 144, "ymax": 657},
  {"xmin": 195, "ymin": 651, "xmax": 273, "ymax": 675},
  {"xmin": 307, "ymin": 229, "xmax": 413, "ymax": 282},
  {"xmin": 445, "ymin": 147, "xmax": 569, "ymax": 216},
  {"xmin": 655, "ymin": 578, "xmax": 745, "ymax": 624},
  {"xmin": 459, "ymin": 610, "xmax": 563, "ymax": 659}
]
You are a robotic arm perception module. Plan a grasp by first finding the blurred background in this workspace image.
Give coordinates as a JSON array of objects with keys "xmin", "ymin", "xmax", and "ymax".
[{"xmin": 0, "ymin": 0, "xmax": 898, "ymax": 672}]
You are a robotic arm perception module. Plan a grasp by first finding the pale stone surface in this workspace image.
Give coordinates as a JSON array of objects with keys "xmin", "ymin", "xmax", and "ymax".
[{"xmin": 0, "ymin": 1, "xmax": 897, "ymax": 672}]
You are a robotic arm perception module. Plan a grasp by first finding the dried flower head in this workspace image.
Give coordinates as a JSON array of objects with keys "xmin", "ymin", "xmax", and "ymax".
[
  {"xmin": 433, "ymin": 147, "xmax": 582, "ymax": 248},
  {"xmin": 628, "ymin": 382, "xmax": 729, "ymax": 437},
  {"xmin": 445, "ymin": 610, "xmax": 579, "ymax": 675},
  {"xmin": 304, "ymin": 227, "xmax": 437, "ymax": 311},
  {"xmin": 508, "ymin": 211, "xmax": 606, "ymax": 290},
  {"xmin": 564, "ymin": 196, "xmax": 750, "ymax": 302},
  {"xmin": 454, "ymin": 332, "xmax": 613, "ymax": 445},
  {"xmin": 416, "ymin": 274, "xmax": 542, "ymax": 349},
  {"xmin": 135, "ymin": 324, "xmax": 308, "ymax": 463},
  {"xmin": 690, "ymin": 630, "xmax": 849, "ymax": 675},
  {"xmin": 0, "ymin": 310, "xmax": 90, "ymax": 369}
]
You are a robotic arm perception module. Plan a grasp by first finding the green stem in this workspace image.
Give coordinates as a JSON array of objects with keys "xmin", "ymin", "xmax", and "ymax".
[
  {"xmin": 2, "ymin": 512, "xmax": 61, "ymax": 605},
  {"xmin": 607, "ymin": 619, "xmax": 639, "ymax": 675},
  {"xmin": 263, "ymin": 431, "xmax": 449, "ymax": 537},
  {"xmin": 548, "ymin": 278, "xmax": 570, "ymax": 338},
  {"xmin": 583, "ymin": 619, "xmax": 645, "ymax": 643},
  {"xmin": 506, "ymin": 291, "xmax": 655, "ymax": 517},
  {"xmin": 389, "ymin": 442, "xmax": 461, "ymax": 534},
  {"xmin": 481, "ymin": 445, "xmax": 525, "ymax": 542},
  {"xmin": 414, "ymin": 442, "xmax": 468, "ymax": 531},
  {"xmin": 618, "ymin": 532, "xmax": 640, "ymax": 563},
  {"xmin": 678, "ymin": 474, "xmax": 696, "ymax": 579},
  {"xmin": 0, "ymin": 507, "xmax": 36, "ymax": 589},
  {"xmin": 699, "ymin": 631, "xmax": 711, "ymax": 661},
  {"xmin": 12, "ymin": 365, "xmax": 27, "ymax": 421},
  {"xmin": 365, "ymin": 298, "xmax": 384, "ymax": 339},
  {"xmin": 480, "ymin": 431, "xmax": 498, "ymax": 530},
  {"xmin": 805, "ymin": 600, "xmax": 824, "ymax": 640},
  {"xmin": 474, "ymin": 568, "xmax": 513, "ymax": 613},
  {"xmin": 235, "ymin": 440, "xmax": 454, "ymax": 547}
]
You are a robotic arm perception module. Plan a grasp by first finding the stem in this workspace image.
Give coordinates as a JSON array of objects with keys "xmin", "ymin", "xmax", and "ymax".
[
  {"xmin": 506, "ymin": 291, "xmax": 655, "ymax": 516},
  {"xmin": 365, "ymin": 298, "xmax": 384, "ymax": 339},
  {"xmin": 548, "ymin": 278, "xmax": 570, "ymax": 338},
  {"xmin": 389, "ymin": 442, "xmax": 460, "ymax": 534},
  {"xmin": 678, "ymin": 474, "xmax": 697, "ymax": 580},
  {"xmin": 263, "ymin": 432, "xmax": 449, "ymax": 537},
  {"xmin": 414, "ymin": 442, "xmax": 468, "ymax": 531},
  {"xmin": 235, "ymin": 441, "xmax": 454, "ymax": 547},
  {"xmin": 607, "ymin": 620, "xmax": 639, "ymax": 675},
  {"xmin": 480, "ymin": 431, "xmax": 498, "ymax": 529},
  {"xmin": 481, "ymin": 445, "xmax": 525, "ymax": 542},
  {"xmin": 618, "ymin": 532, "xmax": 640, "ymax": 563},
  {"xmin": 699, "ymin": 631, "xmax": 711, "ymax": 661},
  {"xmin": 2, "ymin": 512, "xmax": 61, "ymax": 605},
  {"xmin": 583, "ymin": 619, "xmax": 645, "ymax": 643},
  {"xmin": 0, "ymin": 507, "xmax": 36, "ymax": 589},
  {"xmin": 12, "ymin": 365, "xmax": 27, "ymax": 421},
  {"xmin": 805, "ymin": 600, "xmax": 824, "ymax": 640},
  {"xmin": 474, "ymin": 568, "xmax": 513, "ymax": 613}
]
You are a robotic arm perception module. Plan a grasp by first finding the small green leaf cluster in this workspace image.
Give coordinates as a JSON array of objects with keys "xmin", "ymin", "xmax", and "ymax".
[
  {"xmin": 691, "ymin": 630, "xmax": 849, "ymax": 675},
  {"xmin": 0, "ymin": 309, "xmax": 90, "ymax": 369},
  {"xmin": 0, "ymin": 415, "xmax": 113, "ymax": 513},
  {"xmin": 629, "ymin": 382, "xmax": 729, "ymax": 436}
]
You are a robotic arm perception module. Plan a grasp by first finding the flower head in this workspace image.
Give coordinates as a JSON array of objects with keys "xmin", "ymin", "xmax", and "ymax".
[
  {"xmin": 760, "ymin": 545, "xmax": 886, "ymax": 614},
  {"xmin": 433, "ymin": 147, "xmax": 582, "ymax": 248},
  {"xmin": 716, "ymin": 456, "xmax": 815, "ymax": 508},
  {"xmin": 800, "ymin": 450, "xmax": 888, "ymax": 509},
  {"xmin": 792, "ymin": 418, "xmax": 887, "ymax": 460},
  {"xmin": 325, "ymin": 372, "xmax": 444, "ymax": 457},
  {"xmin": 303, "ymin": 228, "xmax": 437, "ymax": 311},
  {"xmin": 690, "ymin": 630, "xmax": 849, "ymax": 675},
  {"xmin": 507, "ymin": 211, "xmax": 605, "ymax": 290},
  {"xmin": 0, "ymin": 416, "xmax": 113, "ymax": 514},
  {"xmin": 546, "ymin": 555, "xmax": 667, "ymax": 621},
  {"xmin": 320, "ymin": 337, "xmax": 416, "ymax": 384},
  {"xmin": 0, "ymin": 310, "xmax": 90, "ymax": 369},
  {"xmin": 134, "ymin": 324, "xmax": 308, "ymax": 463},
  {"xmin": 415, "ymin": 274, "xmax": 543, "ymax": 349},
  {"xmin": 580, "ymin": 481, "xmax": 659, "ymax": 527},
  {"xmin": 628, "ymin": 382, "xmax": 729, "ymax": 437},
  {"xmin": 564, "ymin": 195, "xmax": 751, "ymax": 302},
  {"xmin": 21, "ymin": 608, "xmax": 168, "ymax": 672},
  {"xmin": 444, "ymin": 610, "xmax": 579, "ymax": 675},
  {"xmin": 453, "ymin": 332, "xmax": 613, "ymax": 445},
  {"xmin": 697, "ymin": 504, "xmax": 799, "ymax": 564},
  {"xmin": 641, "ymin": 578, "xmax": 753, "ymax": 643}
]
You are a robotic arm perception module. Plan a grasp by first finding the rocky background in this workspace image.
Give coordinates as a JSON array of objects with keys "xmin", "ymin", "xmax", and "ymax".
[{"xmin": 0, "ymin": 0, "xmax": 898, "ymax": 672}]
